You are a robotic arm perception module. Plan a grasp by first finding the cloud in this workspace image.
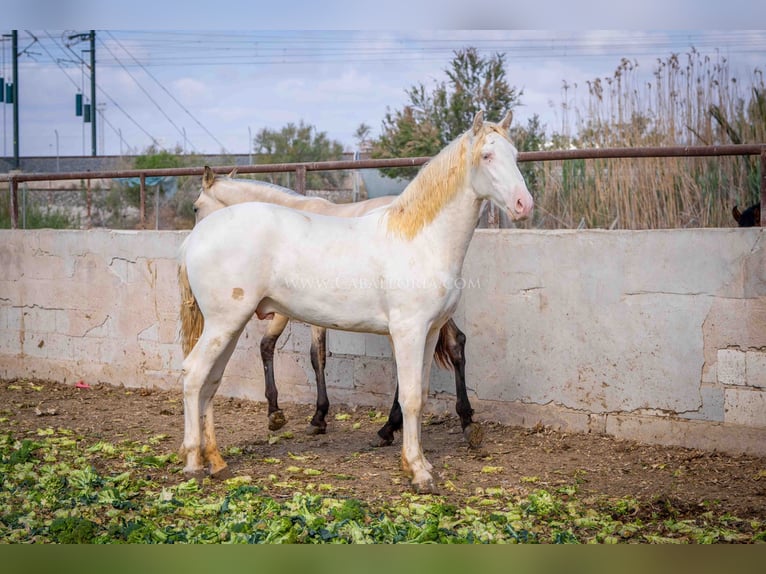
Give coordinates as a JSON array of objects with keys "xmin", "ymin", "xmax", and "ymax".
[{"xmin": 171, "ymin": 77, "xmax": 211, "ymax": 105}]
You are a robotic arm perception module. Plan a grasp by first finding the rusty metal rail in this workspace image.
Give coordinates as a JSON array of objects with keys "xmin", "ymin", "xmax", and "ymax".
[{"xmin": 3, "ymin": 144, "xmax": 766, "ymax": 228}]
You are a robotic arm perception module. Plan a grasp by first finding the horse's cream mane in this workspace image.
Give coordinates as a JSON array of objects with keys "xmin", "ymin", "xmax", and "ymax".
[
  {"xmin": 386, "ymin": 122, "xmax": 511, "ymax": 240},
  {"xmin": 211, "ymin": 177, "xmax": 301, "ymax": 202}
]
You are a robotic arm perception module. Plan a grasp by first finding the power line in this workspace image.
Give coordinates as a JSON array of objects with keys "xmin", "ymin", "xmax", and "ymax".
[
  {"xmin": 97, "ymin": 35, "xmax": 195, "ymax": 153},
  {"xmin": 105, "ymin": 31, "xmax": 227, "ymax": 152},
  {"xmin": 38, "ymin": 31, "xmax": 134, "ymax": 153},
  {"xmin": 46, "ymin": 31, "xmax": 161, "ymax": 151},
  {"xmin": 93, "ymin": 30, "xmax": 766, "ymax": 68},
  {"xmin": 40, "ymin": 30, "xmax": 80, "ymax": 90}
]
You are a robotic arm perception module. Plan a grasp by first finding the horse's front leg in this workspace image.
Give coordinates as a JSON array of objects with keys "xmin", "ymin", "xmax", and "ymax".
[
  {"xmin": 260, "ymin": 313, "xmax": 290, "ymax": 431},
  {"xmin": 444, "ymin": 318, "xmax": 483, "ymax": 448},
  {"xmin": 391, "ymin": 326, "xmax": 439, "ymax": 493},
  {"xmin": 308, "ymin": 326, "xmax": 330, "ymax": 435}
]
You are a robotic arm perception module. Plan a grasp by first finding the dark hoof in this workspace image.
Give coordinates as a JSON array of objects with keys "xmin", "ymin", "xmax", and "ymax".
[
  {"xmin": 370, "ymin": 434, "xmax": 394, "ymax": 448},
  {"xmin": 210, "ymin": 466, "xmax": 232, "ymax": 480},
  {"xmin": 268, "ymin": 410, "xmax": 287, "ymax": 431},
  {"xmin": 306, "ymin": 424, "xmax": 327, "ymax": 436},
  {"xmin": 463, "ymin": 422, "xmax": 484, "ymax": 449},
  {"xmin": 412, "ymin": 478, "xmax": 437, "ymax": 494},
  {"xmin": 183, "ymin": 468, "xmax": 207, "ymax": 480}
]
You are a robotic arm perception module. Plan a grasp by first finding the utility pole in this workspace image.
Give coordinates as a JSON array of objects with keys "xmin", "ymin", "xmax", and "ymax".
[
  {"xmin": 89, "ymin": 30, "xmax": 96, "ymax": 157},
  {"xmin": 12, "ymin": 29, "xmax": 18, "ymax": 169},
  {"xmin": 68, "ymin": 30, "xmax": 97, "ymax": 156}
]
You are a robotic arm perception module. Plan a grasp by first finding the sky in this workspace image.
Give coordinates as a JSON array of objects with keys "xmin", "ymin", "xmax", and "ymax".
[{"xmin": 3, "ymin": 3, "xmax": 766, "ymax": 158}]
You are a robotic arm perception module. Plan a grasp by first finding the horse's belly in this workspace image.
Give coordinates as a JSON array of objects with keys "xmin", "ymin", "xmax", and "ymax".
[{"xmin": 256, "ymin": 291, "xmax": 390, "ymax": 334}]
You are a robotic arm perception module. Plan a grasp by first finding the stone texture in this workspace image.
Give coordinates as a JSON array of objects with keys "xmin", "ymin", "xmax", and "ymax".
[
  {"xmin": 717, "ymin": 349, "xmax": 747, "ymax": 386},
  {"xmin": 724, "ymin": 388, "xmax": 766, "ymax": 428},
  {"xmin": 745, "ymin": 351, "xmax": 766, "ymax": 389}
]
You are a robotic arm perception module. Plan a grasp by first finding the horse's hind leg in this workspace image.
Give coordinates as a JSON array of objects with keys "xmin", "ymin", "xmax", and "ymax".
[
  {"xmin": 181, "ymin": 321, "xmax": 246, "ymax": 477},
  {"xmin": 261, "ymin": 314, "xmax": 289, "ymax": 431},
  {"xmin": 202, "ymin": 398, "xmax": 230, "ymax": 478},
  {"xmin": 373, "ymin": 386, "xmax": 401, "ymax": 447},
  {"xmin": 445, "ymin": 318, "xmax": 483, "ymax": 448},
  {"xmin": 308, "ymin": 326, "xmax": 330, "ymax": 435}
]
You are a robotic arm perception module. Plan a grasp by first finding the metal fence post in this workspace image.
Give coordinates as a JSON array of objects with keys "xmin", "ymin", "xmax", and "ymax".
[
  {"xmin": 295, "ymin": 165, "xmax": 306, "ymax": 195},
  {"xmin": 10, "ymin": 175, "xmax": 19, "ymax": 229},
  {"xmin": 155, "ymin": 182, "xmax": 160, "ymax": 230},
  {"xmin": 86, "ymin": 177, "xmax": 92, "ymax": 229},
  {"xmin": 139, "ymin": 173, "xmax": 146, "ymax": 227},
  {"xmin": 761, "ymin": 147, "xmax": 765, "ymax": 227}
]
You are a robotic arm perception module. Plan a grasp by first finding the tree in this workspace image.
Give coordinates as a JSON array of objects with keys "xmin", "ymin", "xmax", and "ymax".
[
  {"xmin": 121, "ymin": 145, "xmax": 188, "ymax": 209},
  {"xmin": 253, "ymin": 120, "xmax": 345, "ymax": 189},
  {"xmin": 354, "ymin": 123, "xmax": 373, "ymax": 153},
  {"xmin": 371, "ymin": 47, "xmax": 523, "ymax": 179}
]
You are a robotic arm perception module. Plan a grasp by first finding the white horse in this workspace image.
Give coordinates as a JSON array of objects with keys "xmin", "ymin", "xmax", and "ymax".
[
  {"xmin": 179, "ymin": 111, "xmax": 533, "ymax": 492},
  {"xmin": 190, "ymin": 168, "xmax": 483, "ymax": 448}
]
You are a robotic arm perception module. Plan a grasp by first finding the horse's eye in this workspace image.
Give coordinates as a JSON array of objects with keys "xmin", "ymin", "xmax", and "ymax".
[
  {"xmin": 482, "ymin": 152, "xmax": 493, "ymax": 161},
  {"xmin": 193, "ymin": 205, "xmax": 199, "ymax": 213}
]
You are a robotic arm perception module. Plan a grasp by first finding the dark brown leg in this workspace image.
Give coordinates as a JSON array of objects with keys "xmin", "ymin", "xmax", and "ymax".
[
  {"xmin": 307, "ymin": 326, "xmax": 329, "ymax": 434},
  {"xmin": 260, "ymin": 314, "xmax": 289, "ymax": 431},
  {"xmin": 444, "ymin": 319, "xmax": 483, "ymax": 448},
  {"xmin": 373, "ymin": 385, "xmax": 401, "ymax": 447}
]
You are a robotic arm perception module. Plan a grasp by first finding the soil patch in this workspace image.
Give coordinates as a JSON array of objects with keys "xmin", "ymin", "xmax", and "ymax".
[{"xmin": 2, "ymin": 378, "xmax": 765, "ymax": 520}]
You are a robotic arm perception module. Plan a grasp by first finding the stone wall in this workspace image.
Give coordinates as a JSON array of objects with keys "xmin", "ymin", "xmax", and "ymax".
[{"xmin": 1, "ymin": 228, "xmax": 764, "ymax": 455}]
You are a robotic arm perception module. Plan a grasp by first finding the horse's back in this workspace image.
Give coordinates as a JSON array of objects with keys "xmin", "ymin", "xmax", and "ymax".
[
  {"xmin": 185, "ymin": 201, "xmax": 393, "ymax": 332},
  {"xmin": 185, "ymin": 200, "xmax": 386, "ymax": 283}
]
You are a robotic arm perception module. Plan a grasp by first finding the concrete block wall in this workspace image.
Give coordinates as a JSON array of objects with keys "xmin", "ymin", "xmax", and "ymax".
[{"xmin": 1, "ymin": 227, "xmax": 764, "ymax": 456}]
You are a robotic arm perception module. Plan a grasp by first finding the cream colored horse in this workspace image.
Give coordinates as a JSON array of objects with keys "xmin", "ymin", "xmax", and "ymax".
[
  {"xmin": 179, "ymin": 111, "xmax": 533, "ymax": 492},
  {"xmin": 191, "ymin": 168, "xmax": 482, "ymax": 448}
]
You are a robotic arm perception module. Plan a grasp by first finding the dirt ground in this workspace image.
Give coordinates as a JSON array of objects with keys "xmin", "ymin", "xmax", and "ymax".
[{"xmin": 2, "ymin": 378, "xmax": 765, "ymax": 520}]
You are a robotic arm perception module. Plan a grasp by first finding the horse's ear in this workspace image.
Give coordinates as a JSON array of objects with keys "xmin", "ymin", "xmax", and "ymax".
[
  {"xmin": 202, "ymin": 166, "xmax": 216, "ymax": 189},
  {"xmin": 227, "ymin": 168, "xmax": 238, "ymax": 179},
  {"xmin": 732, "ymin": 205, "xmax": 741, "ymax": 223},
  {"xmin": 500, "ymin": 110, "xmax": 513, "ymax": 130},
  {"xmin": 472, "ymin": 111, "xmax": 484, "ymax": 135}
]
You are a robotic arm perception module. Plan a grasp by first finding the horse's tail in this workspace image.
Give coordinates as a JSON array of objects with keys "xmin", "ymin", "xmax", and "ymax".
[
  {"xmin": 179, "ymin": 240, "xmax": 204, "ymax": 357},
  {"xmin": 433, "ymin": 323, "xmax": 454, "ymax": 371}
]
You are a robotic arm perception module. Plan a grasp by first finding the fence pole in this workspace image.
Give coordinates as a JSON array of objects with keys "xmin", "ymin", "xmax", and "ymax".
[
  {"xmin": 155, "ymin": 183, "xmax": 159, "ymax": 230},
  {"xmin": 761, "ymin": 147, "xmax": 766, "ymax": 227},
  {"xmin": 139, "ymin": 173, "xmax": 146, "ymax": 227},
  {"xmin": 86, "ymin": 177, "xmax": 92, "ymax": 229},
  {"xmin": 10, "ymin": 176, "xmax": 19, "ymax": 229},
  {"xmin": 295, "ymin": 166, "xmax": 306, "ymax": 195}
]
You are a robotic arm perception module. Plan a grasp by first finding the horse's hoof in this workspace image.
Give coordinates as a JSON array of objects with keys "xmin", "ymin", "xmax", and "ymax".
[
  {"xmin": 210, "ymin": 465, "xmax": 232, "ymax": 480},
  {"xmin": 268, "ymin": 410, "xmax": 287, "ymax": 431},
  {"xmin": 412, "ymin": 478, "xmax": 437, "ymax": 494},
  {"xmin": 306, "ymin": 424, "xmax": 326, "ymax": 436},
  {"xmin": 370, "ymin": 435, "xmax": 394, "ymax": 448},
  {"xmin": 183, "ymin": 467, "xmax": 207, "ymax": 480},
  {"xmin": 463, "ymin": 423, "xmax": 484, "ymax": 449}
]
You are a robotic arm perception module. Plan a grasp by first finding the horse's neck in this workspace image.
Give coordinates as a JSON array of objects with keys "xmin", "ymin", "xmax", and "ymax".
[{"xmin": 419, "ymin": 185, "xmax": 484, "ymax": 273}]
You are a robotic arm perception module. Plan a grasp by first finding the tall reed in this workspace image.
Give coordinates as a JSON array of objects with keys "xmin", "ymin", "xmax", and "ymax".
[{"xmin": 525, "ymin": 49, "xmax": 764, "ymax": 229}]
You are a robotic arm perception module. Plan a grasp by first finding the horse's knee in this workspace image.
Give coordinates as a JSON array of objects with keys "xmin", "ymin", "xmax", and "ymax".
[
  {"xmin": 448, "ymin": 330, "xmax": 466, "ymax": 361},
  {"xmin": 260, "ymin": 335, "xmax": 277, "ymax": 361},
  {"xmin": 310, "ymin": 341, "xmax": 326, "ymax": 371},
  {"xmin": 399, "ymin": 395, "xmax": 422, "ymax": 419}
]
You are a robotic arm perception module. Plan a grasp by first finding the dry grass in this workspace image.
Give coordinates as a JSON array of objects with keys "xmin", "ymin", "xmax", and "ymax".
[{"xmin": 523, "ymin": 49, "xmax": 765, "ymax": 229}]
